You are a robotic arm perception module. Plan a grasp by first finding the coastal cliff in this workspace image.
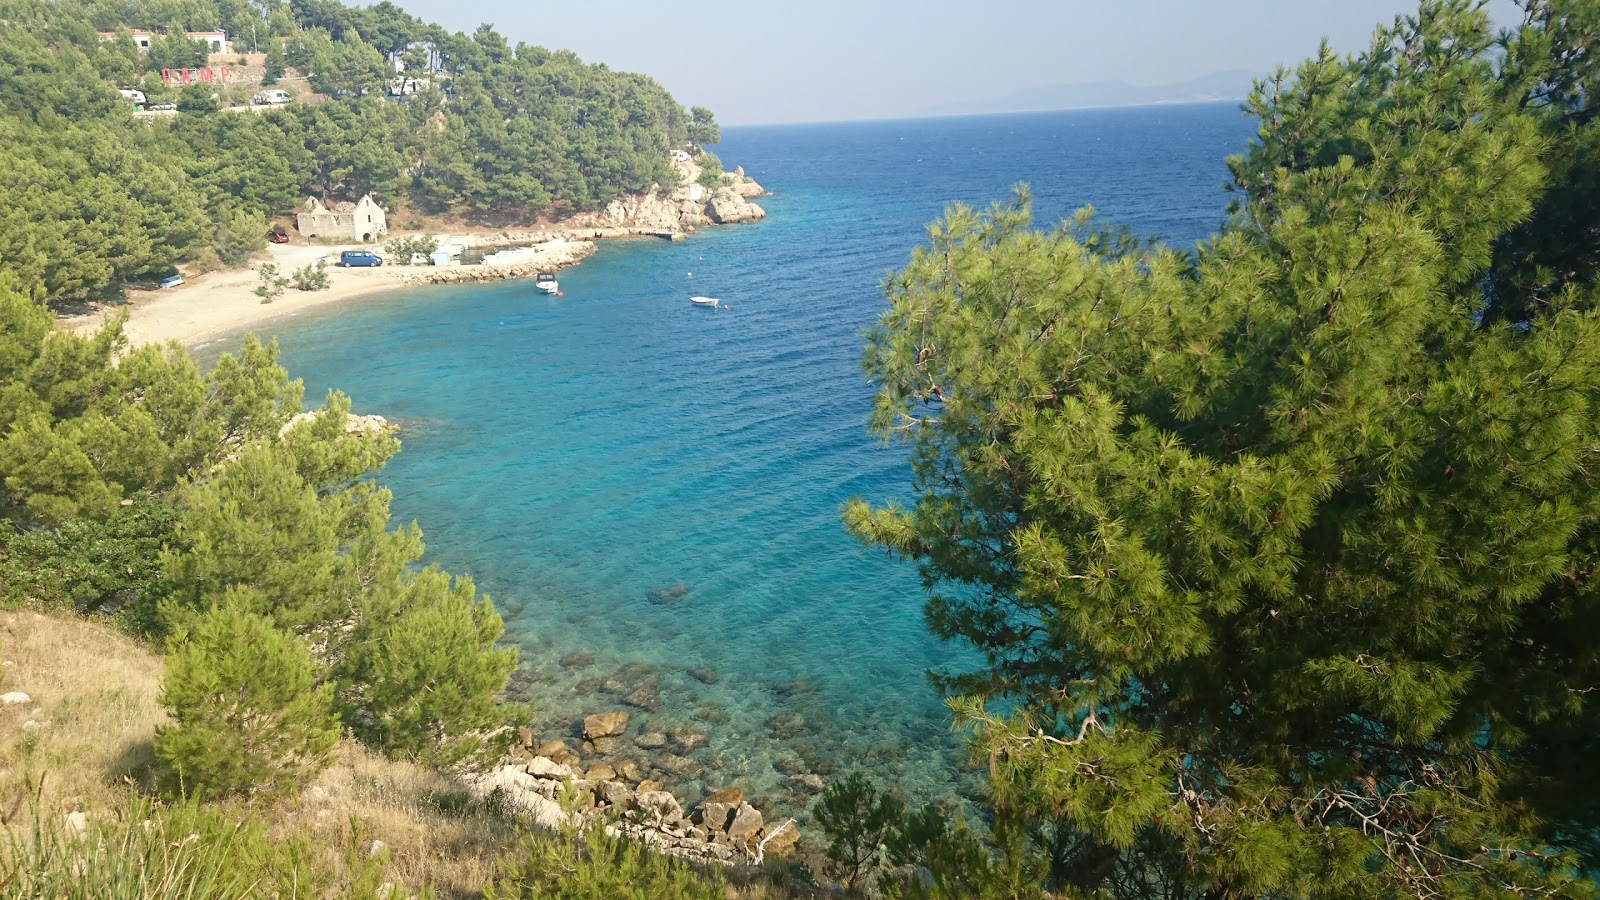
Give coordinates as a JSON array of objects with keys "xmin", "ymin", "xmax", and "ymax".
[{"xmin": 568, "ymin": 157, "xmax": 769, "ymax": 237}]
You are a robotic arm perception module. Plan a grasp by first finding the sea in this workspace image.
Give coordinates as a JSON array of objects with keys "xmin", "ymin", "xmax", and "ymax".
[{"xmin": 201, "ymin": 101, "xmax": 1258, "ymax": 816}]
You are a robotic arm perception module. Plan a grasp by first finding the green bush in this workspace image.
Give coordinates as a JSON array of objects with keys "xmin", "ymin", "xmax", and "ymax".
[
  {"xmin": 813, "ymin": 772, "xmax": 904, "ymax": 892},
  {"xmin": 175, "ymin": 84, "xmax": 220, "ymax": 115},
  {"xmin": 337, "ymin": 568, "xmax": 519, "ymax": 767},
  {"xmin": 154, "ymin": 600, "xmax": 340, "ymax": 800},
  {"xmin": 484, "ymin": 825, "xmax": 726, "ymax": 900},
  {"xmin": 384, "ymin": 234, "xmax": 439, "ymax": 261},
  {"xmin": 255, "ymin": 262, "xmax": 286, "ymax": 303},
  {"xmin": 290, "ymin": 260, "xmax": 330, "ymax": 291},
  {"xmin": 695, "ymin": 151, "xmax": 724, "ymax": 190},
  {"xmin": 0, "ymin": 495, "xmax": 177, "ymax": 630}
]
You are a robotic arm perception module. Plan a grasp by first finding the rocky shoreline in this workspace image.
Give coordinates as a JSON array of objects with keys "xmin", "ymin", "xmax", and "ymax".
[
  {"xmin": 387, "ymin": 161, "xmax": 767, "ymax": 288},
  {"xmin": 469, "ymin": 710, "xmax": 800, "ymax": 866}
]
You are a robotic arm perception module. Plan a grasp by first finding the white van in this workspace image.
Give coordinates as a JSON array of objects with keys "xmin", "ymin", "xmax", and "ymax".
[
  {"xmin": 118, "ymin": 89, "xmax": 146, "ymax": 105},
  {"xmin": 253, "ymin": 89, "xmax": 293, "ymax": 105}
]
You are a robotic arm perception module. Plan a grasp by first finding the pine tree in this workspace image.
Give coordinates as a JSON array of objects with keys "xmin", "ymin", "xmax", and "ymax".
[
  {"xmin": 336, "ymin": 567, "xmax": 518, "ymax": 767},
  {"xmin": 846, "ymin": 2, "xmax": 1600, "ymax": 896},
  {"xmin": 154, "ymin": 598, "xmax": 340, "ymax": 800}
]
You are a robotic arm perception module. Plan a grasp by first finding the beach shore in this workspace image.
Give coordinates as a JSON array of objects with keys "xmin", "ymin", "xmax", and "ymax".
[{"xmin": 59, "ymin": 234, "xmax": 596, "ymax": 349}]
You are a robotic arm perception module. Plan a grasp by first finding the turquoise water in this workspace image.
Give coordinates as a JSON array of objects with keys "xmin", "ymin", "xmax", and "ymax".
[{"xmin": 201, "ymin": 103, "xmax": 1256, "ymax": 812}]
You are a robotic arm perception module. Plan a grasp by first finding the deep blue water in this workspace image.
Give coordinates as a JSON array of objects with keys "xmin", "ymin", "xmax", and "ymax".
[{"xmin": 201, "ymin": 102, "xmax": 1256, "ymax": 810}]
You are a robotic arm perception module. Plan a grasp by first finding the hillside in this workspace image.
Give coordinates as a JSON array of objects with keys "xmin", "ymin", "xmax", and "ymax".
[{"xmin": 0, "ymin": 0, "xmax": 720, "ymax": 308}]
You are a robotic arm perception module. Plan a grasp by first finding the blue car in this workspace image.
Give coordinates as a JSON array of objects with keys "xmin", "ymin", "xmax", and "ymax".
[{"xmin": 340, "ymin": 250, "xmax": 384, "ymax": 267}]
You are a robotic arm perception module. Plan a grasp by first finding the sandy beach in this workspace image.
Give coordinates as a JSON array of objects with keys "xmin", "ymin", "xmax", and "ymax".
[{"xmin": 60, "ymin": 235, "xmax": 595, "ymax": 349}]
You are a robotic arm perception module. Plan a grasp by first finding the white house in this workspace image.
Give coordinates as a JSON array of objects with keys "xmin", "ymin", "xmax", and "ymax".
[{"xmin": 98, "ymin": 29, "xmax": 230, "ymax": 55}]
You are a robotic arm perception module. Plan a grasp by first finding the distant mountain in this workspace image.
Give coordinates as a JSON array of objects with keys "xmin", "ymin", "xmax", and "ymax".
[{"xmin": 926, "ymin": 70, "xmax": 1256, "ymax": 117}]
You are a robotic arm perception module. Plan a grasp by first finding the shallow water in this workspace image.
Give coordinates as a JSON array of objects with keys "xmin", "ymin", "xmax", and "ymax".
[{"xmin": 206, "ymin": 103, "xmax": 1256, "ymax": 814}]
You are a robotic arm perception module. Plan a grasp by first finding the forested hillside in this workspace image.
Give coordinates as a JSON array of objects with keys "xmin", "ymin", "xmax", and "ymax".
[{"xmin": 0, "ymin": 0, "xmax": 708, "ymax": 307}]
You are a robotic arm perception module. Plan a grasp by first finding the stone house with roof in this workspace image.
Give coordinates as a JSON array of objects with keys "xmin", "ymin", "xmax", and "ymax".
[{"xmin": 296, "ymin": 195, "xmax": 388, "ymax": 242}]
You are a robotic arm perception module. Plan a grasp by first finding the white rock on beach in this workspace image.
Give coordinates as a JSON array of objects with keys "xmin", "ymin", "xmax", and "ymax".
[{"xmin": 1, "ymin": 691, "xmax": 32, "ymax": 705}]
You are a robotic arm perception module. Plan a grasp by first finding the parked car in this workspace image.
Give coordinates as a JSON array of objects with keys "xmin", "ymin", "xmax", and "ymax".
[
  {"xmin": 147, "ymin": 102, "xmax": 176, "ymax": 111},
  {"xmin": 268, "ymin": 230, "xmax": 290, "ymax": 244},
  {"xmin": 339, "ymin": 250, "xmax": 384, "ymax": 267},
  {"xmin": 253, "ymin": 89, "xmax": 293, "ymax": 105}
]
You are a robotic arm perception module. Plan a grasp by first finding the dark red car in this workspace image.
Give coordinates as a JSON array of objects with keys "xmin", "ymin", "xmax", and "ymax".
[{"xmin": 268, "ymin": 230, "xmax": 291, "ymax": 244}]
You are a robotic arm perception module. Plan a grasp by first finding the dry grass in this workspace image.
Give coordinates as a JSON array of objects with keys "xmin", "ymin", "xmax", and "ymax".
[
  {"xmin": 0, "ymin": 608, "xmax": 167, "ymax": 812},
  {"xmin": 287, "ymin": 743, "xmax": 519, "ymax": 898},
  {"xmin": 0, "ymin": 610, "xmax": 518, "ymax": 897},
  {"xmin": 0, "ymin": 610, "xmax": 804, "ymax": 899}
]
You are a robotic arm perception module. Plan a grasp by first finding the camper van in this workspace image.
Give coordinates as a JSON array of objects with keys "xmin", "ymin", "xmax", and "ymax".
[
  {"xmin": 253, "ymin": 89, "xmax": 293, "ymax": 106},
  {"xmin": 118, "ymin": 89, "xmax": 146, "ymax": 106}
]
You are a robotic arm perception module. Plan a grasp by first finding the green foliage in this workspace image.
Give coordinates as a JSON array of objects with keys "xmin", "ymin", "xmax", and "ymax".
[
  {"xmin": 484, "ymin": 825, "xmax": 727, "ymax": 900},
  {"xmin": 695, "ymin": 151, "xmax": 723, "ymax": 190},
  {"xmin": 336, "ymin": 567, "xmax": 519, "ymax": 766},
  {"xmin": 263, "ymin": 39, "xmax": 285, "ymax": 84},
  {"xmin": 255, "ymin": 262, "xmax": 286, "ymax": 302},
  {"xmin": 0, "ymin": 285, "xmax": 301, "ymax": 529},
  {"xmin": 384, "ymin": 233, "xmax": 439, "ymax": 260},
  {"xmin": 211, "ymin": 208, "xmax": 268, "ymax": 267},
  {"xmin": 175, "ymin": 83, "xmax": 219, "ymax": 115},
  {"xmin": 0, "ymin": 0, "xmax": 712, "ymax": 305},
  {"xmin": 846, "ymin": 2, "xmax": 1600, "ymax": 897},
  {"xmin": 0, "ymin": 495, "xmax": 178, "ymax": 630},
  {"xmin": 812, "ymin": 772, "xmax": 904, "ymax": 891},
  {"xmin": 688, "ymin": 105, "xmax": 719, "ymax": 147},
  {"xmin": 290, "ymin": 259, "xmax": 330, "ymax": 290},
  {"xmin": 154, "ymin": 600, "xmax": 340, "ymax": 800}
]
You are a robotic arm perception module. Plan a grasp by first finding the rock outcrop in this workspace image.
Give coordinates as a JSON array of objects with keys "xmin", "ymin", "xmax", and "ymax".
[{"xmin": 465, "ymin": 760, "xmax": 800, "ymax": 867}]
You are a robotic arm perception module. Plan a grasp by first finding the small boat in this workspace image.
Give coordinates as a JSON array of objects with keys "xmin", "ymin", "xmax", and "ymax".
[
  {"xmin": 535, "ymin": 272, "xmax": 559, "ymax": 294},
  {"xmin": 690, "ymin": 296, "xmax": 720, "ymax": 307}
]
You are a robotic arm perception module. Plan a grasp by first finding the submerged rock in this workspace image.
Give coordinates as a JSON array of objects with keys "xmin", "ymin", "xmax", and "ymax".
[
  {"xmin": 689, "ymin": 666, "xmax": 720, "ymax": 684},
  {"xmin": 784, "ymin": 773, "xmax": 827, "ymax": 795},
  {"xmin": 646, "ymin": 582, "xmax": 691, "ymax": 606},
  {"xmin": 635, "ymin": 731, "xmax": 668, "ymax": 750},
  {"xmin": 623, "ymin": 687, "xmax": 661, "ymax": 711},
  {"xmin": 658, "ymin": 754, "xmax": 705, "ymax": 779},
  {"xmin": 559, "ymin": 653, "xmax": 595, "ymax": 668},
  {"xmin": 766, "ymin": 713, "xmax": 805, "ymax": 739},
  {"xmin": 668, "ymin": 727, "xmax": 710, "ymax": 751},
  {"xmin": 583, "ymin": 712, "xmax": 629, "ymax": 739},
  {"xmin": 773, "ymin": 757, "xmax": 808, "ymax": 777}
]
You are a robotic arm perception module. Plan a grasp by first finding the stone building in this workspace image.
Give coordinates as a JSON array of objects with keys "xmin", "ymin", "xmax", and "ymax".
[{"xmin": 296, "ymin": 195, "xmax": 388, "ymax": 242}]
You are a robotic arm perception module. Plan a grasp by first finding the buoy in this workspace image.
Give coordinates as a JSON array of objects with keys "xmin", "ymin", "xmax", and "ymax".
[
  {"xmin": 557, "ymin": 292, "xmax": 564, "ymax": 297},
  {"xmin": 687, "ymin": 272, "xmax": 693, "ymax": 277}
]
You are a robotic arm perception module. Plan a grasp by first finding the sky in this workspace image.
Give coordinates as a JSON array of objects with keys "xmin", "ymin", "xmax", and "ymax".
[{"xmin": 394, "ymin": 0, "xmax": 1524, "ymax": 125}]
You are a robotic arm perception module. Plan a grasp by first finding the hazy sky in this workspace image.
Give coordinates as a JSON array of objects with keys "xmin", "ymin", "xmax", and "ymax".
[{"xmin": 395, "ymin": 0, "xmax": 1524, "ymax": 125}]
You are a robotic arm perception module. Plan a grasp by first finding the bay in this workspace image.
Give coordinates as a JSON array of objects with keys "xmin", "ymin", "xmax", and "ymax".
[{"xmin": 215, "ymin": 101, "xmax": 1257, "ymax": 810}]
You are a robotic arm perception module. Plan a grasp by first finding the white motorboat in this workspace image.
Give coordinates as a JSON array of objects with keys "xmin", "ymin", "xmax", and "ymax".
[
  {"xmin": 690, "ymin": 296, "xmax": 720, "ymax": 307},
  {"xmin": 535, "ymin": 272, "xmax": 559, "ymax": 293}
]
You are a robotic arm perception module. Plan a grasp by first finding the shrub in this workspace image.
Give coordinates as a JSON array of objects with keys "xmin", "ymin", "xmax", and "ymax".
[
  {"xmin": 255, "ymin": 262, "xmax": 285, "ymax": 303},
  {"xmin": 384, "ymin": 234, "xmax": 439, "ymax": 262},
  {"xmin": 175, "ymin": 83, "xmax": 219, "ymax": 115},
  {"xmin": 290, "ymin": 260, "xmax": 330, "ymax": 291},
  {"xmin": 695, "ymin": 151, "xmax": 724, "ymax": 190},
  {"xmin": 813, "ymin": 772, "xmax": 904, "ymax": 892},
  {"xmin": 337, "ymin": 568, "xmax": 519, "ymax": 767},
  {"xmin": 484, "ymin": 825, "xmax": 726, "ymax": 900},
  {"xmin": 154, "ymin": 599, "xmax": 340, "ymax": 800}
]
